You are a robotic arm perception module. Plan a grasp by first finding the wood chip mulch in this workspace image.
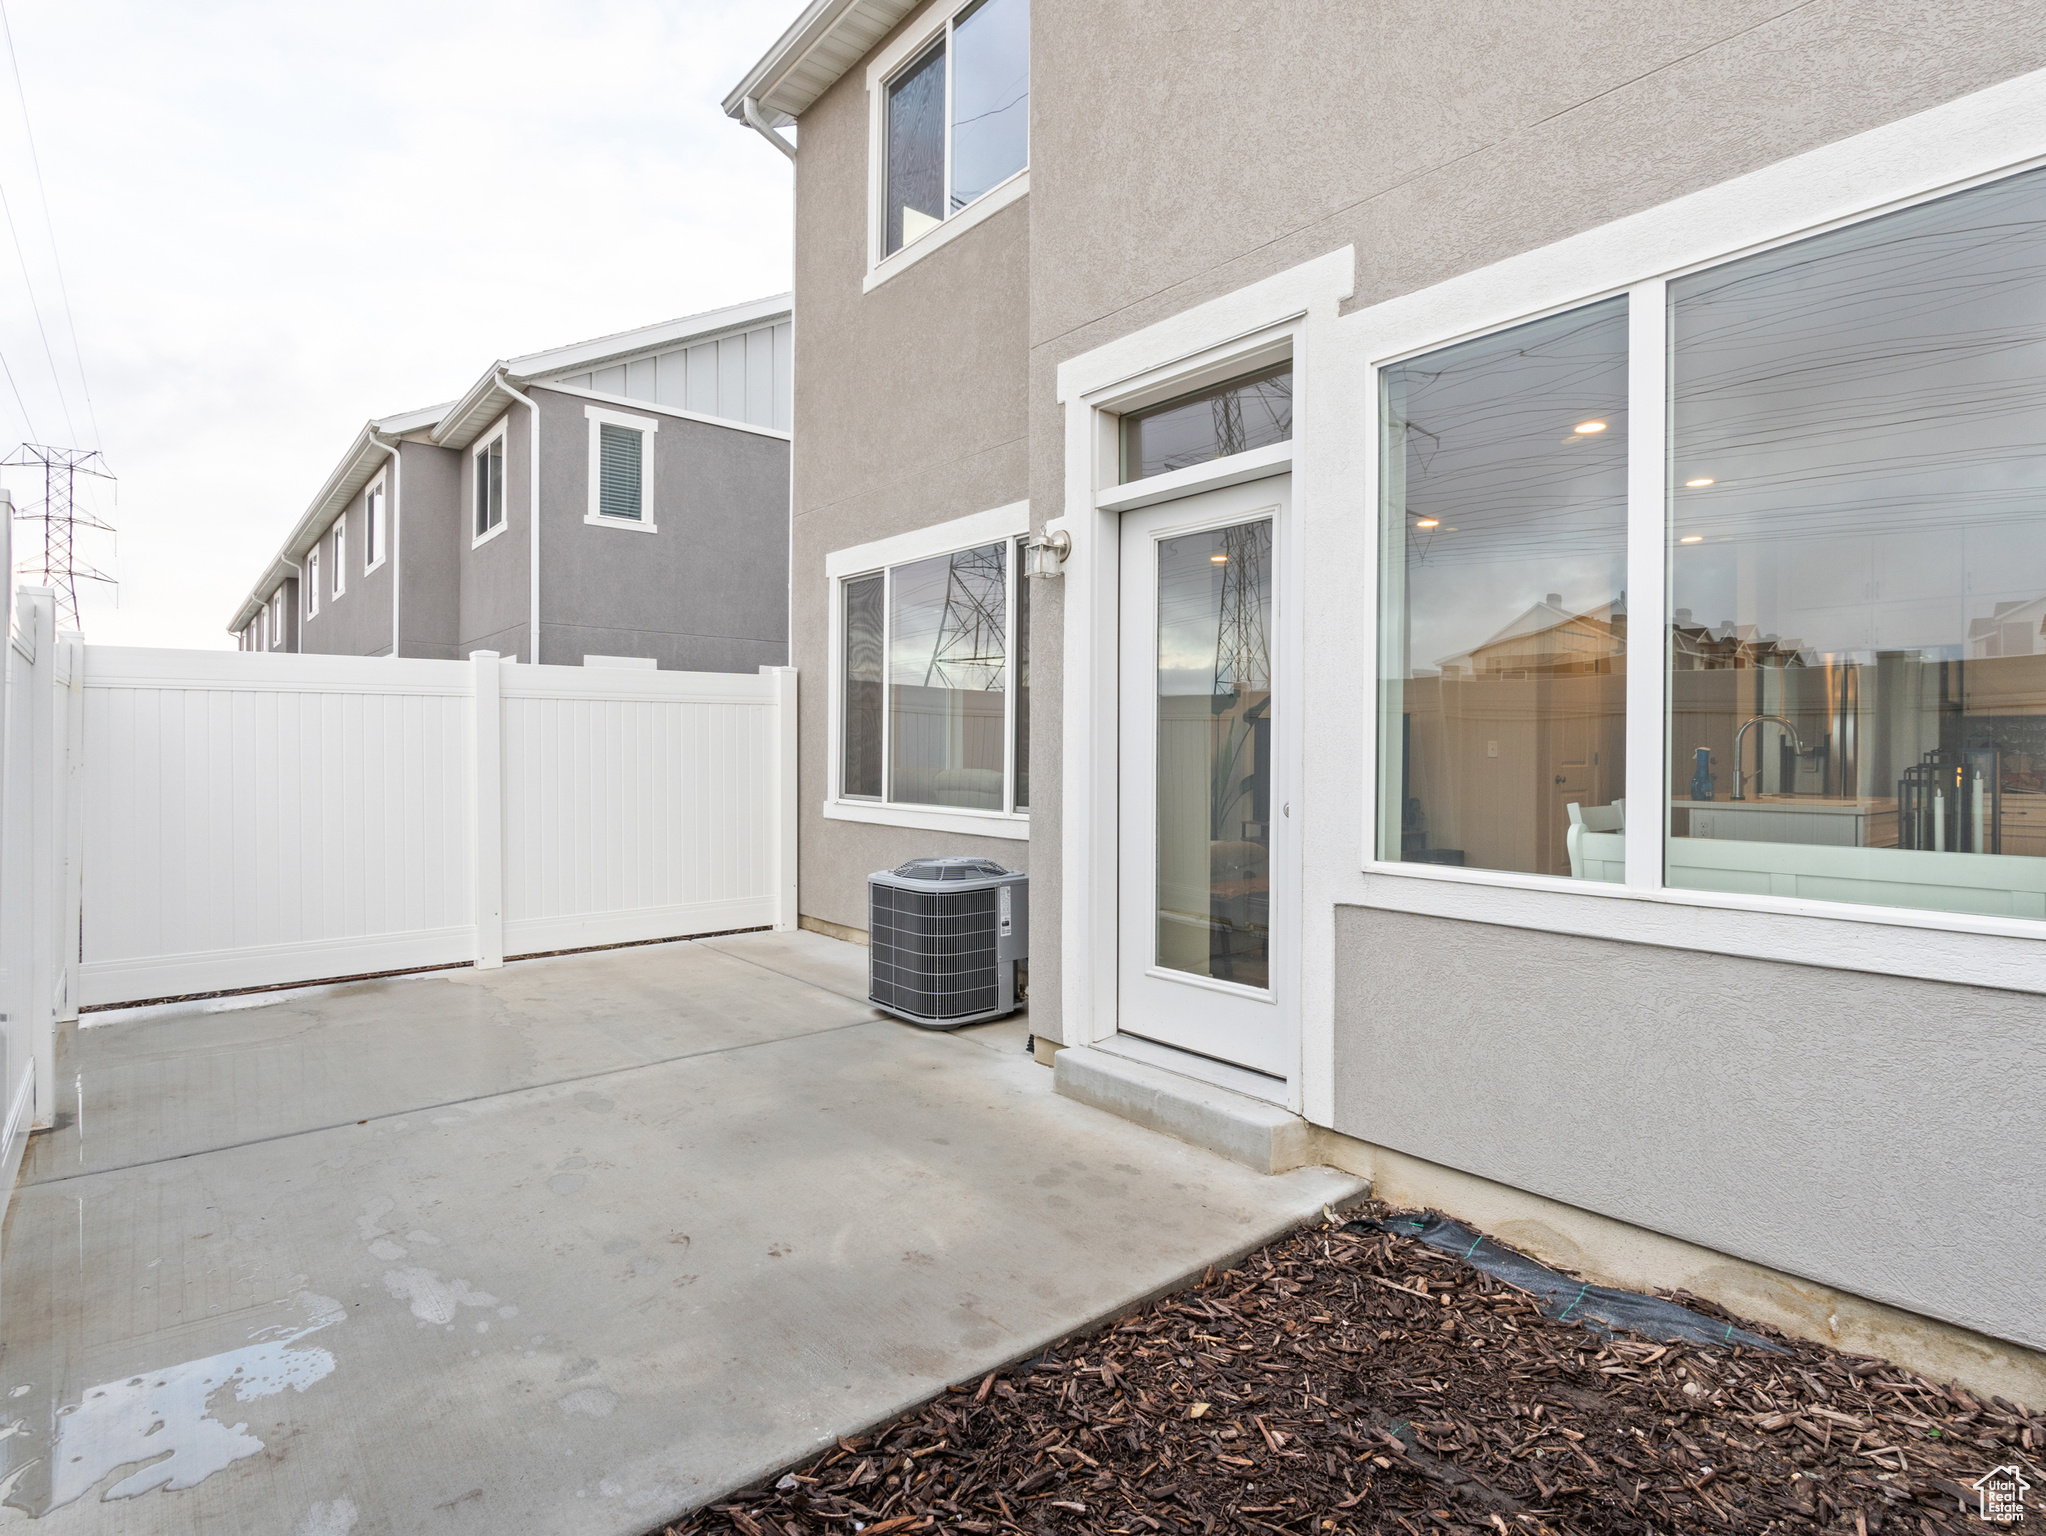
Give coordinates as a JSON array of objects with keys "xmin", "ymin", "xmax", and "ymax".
[{"xmin": 659, "ymin": 1203, "xmax": 2042, "ymax": 1535}]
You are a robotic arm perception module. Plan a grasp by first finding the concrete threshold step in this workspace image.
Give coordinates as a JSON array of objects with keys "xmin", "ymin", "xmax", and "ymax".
[{"xmin": 1053, "ymin": 1045, "xmax": 1322, "ymax": 1175}]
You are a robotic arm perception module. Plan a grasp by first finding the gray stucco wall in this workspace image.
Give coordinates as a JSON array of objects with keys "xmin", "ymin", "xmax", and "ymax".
[
  {"xmin": 531, "ymin": 387, "xmax": 789, "ymax": 673},
  {"xmin": 1018, "ymin": 2, "xmax": 2046, "ymax": 1045},
  {"xmin": 789, "ymin": 21, "xmax": 1034, "ymax": 935},
  {"xmin": 397, "ymin": 440, "xmax": 463, "ymax": 661},
  {"xmin": 456, "ymin": 407, "xmax": 533, "ymax": 660},
  {"xmin": 1331, "ymin": 907, "xmax": 2044, "ymax": 1350},
  {"xmin": 298, "ymin": 474, "xmax": 394, "ymax": 658}
]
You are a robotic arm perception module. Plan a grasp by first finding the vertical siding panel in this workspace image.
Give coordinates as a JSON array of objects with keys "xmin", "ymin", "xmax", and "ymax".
[
  {"xmin": 686, "ymin": 343, "xmax": 717, "ymax": 415},
  {"xmin": 716, "ymin": 336, "xmax": 747, "ymax": 421},
  {"xmin": 745, "ymin": 328, "xmax": 775, "ymax": 427},
  {"xmin": 772, "ymin": 322, "xmax": 794, "ymax": 433}
]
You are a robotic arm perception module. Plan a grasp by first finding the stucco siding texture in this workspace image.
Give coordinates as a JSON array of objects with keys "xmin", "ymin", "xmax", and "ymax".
[
  {"xmin": 788, "ymin": 25, "xmax": 1035, "ymax": 933},
  {"xmin": 398, "ymin": 441, "xmax": 463, "ymax": 661},
  {"xmin": 457, "ymin": 408, "xmax": 532, "ymax": 661},
  {"xmin": 1330, "ymin": 906, "xmax": 2044, "ymax": 1351},
  {"xmin": 298, "ymin": 478, "xmax": 393, "ymax": 657},
  {"xmin": 532, "ymin": 388, "xmax": 789, "ymax": 672}
]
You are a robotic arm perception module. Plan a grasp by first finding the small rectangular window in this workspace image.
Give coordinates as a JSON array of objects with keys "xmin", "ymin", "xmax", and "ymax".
[
  {"xmin": 598, "ymin": 424, "xmax": 644, "ymax": 521},
  {"xmin": 475, "ymin": 435, "xmax": 504, "ymax": 537},
  {"xmin": 332, "ymin": 516, "xmax": 346, "ymax": 597},
  {"xmin": 882, "ymin": 0, "xmax": 1029, "ymax": 258},
  {"xmin": 1378, "ymin": 297, "xmax": 1630, "ymax": 880},
  {"xmin": 1120, "ymin": 364, "xmax": 1293, "ymax": 483},
  {"xmin": 842, "ymin": 574, "xmax": 886, "ymax": 799},
  {"xmin": 365, "ymin": 480, "xmax": 385, "ymax": 567},
  {"xmin": 306, "ymin": 552, "xmax": 319, "ymax": 618}
]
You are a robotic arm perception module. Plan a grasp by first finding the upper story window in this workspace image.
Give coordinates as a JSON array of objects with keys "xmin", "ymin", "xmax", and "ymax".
[
  {"xmin": 332, "ymin": 514, "xmax": 347, "ymax": 597},
  {"xmin": 365, "ymin": 476, "xmax": 386, "ymax": 569},
  {"xmin": 883, "ymin": 0, "xmax": 1029, "ymax": 257},
  {"xmin": 585, "ymin": 404, "xmax": 658, "ymax": 531},
  {"xmin": 474, "ymin": 425, "xmax": 506, "ymax": 542},
  {"xmin": 1120, "ymin": 364, "xmax": 1293, "ymax": 483},
  {"xmin": 303, "ymin": 554, "xmax": 318, "ymax": 619}
]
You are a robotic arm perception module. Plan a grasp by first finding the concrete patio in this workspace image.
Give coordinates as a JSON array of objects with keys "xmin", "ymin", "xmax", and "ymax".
[{"xmin": 0, "ymin": 931, "xmax": 1363, "ymax": 1535}]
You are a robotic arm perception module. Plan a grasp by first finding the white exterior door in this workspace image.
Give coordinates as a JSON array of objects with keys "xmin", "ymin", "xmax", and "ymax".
[{"xmin": 1116, "ymin": 477, "xmax": 1293, "ymax": 1078}]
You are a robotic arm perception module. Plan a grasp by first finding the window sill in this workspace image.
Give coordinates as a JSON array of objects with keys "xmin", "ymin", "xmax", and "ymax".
[
  {"xmin": 823, "ymin": 799, "xmax": 1028, "ymax": 841},
  {"xmin": 1354, "ymin": 858, "xmax": 2046, "ymax": 994},
  {"xmin": 584, "ymin": 513, "xmax": 657, "ymax": 534},
  {"xmin": 863, "ymin": 170, "xmax": 1027, "ymax": 295},
  {"xmin": 472, "ymin": 521, "xmax": 507, "ymax": 550},
  {"xmin": 364, "ymin": 558, "xmax": 386, "ymax": 576}
]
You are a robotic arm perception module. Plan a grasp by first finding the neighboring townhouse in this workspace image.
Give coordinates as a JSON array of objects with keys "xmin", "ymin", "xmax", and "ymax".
[
  {"xmin": 229, "ymin": 297, "xmax": 792, "ymax": 671},
  {"xmin": 727, "ymin": 5, "xmax": 2046, "ymax": 1388}
]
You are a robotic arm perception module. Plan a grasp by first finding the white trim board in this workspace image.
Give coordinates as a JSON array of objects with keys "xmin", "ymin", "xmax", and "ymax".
[
  {"xmin": 823, "ymin": 800, "xmax": 1029, "ymax": 840},
  {"xmin": 824, "ymin": 500, "xmax": 1028, "ymax": 578}
]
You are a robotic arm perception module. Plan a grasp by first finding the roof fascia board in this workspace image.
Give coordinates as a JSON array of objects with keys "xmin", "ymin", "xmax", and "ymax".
[{"xmin": 722, "ymin": 0, "xmax": 917, "ymax": 126}]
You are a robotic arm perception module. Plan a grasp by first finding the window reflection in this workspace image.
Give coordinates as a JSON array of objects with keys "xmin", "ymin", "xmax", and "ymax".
[
  {"xmin": 1156, "ymin": 519, "xmax": 1273, "ymax": 987},
  {"xmin": 889, "ymin": 543, "xmax": 1008, "ymax": 810},
  {"xmin": 1379, "ymin": 298, "xmax": 1630, "ymax": 878},
  {"xmin": 1122, "ymin": 365, "xmax": 1292, "ymax": 483},
  {"xmin": 1667, "ymin": 165, "xmax": 2046, "ymax": 918}
]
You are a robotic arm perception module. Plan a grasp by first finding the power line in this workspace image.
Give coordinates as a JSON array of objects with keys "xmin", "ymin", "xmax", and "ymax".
[
  {"xmin": 0, "ymin": 340, "xmax": 36, "ymax": 441},
  {"xmin": 0, "ymin": 0, "xmax": 88, "ymax": 447}
]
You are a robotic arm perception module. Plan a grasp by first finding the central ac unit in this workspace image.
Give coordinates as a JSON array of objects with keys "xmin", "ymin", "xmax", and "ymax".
[{"xmin": 867, "ymin": 857, "xmax": 1027, "ymax": 1027}]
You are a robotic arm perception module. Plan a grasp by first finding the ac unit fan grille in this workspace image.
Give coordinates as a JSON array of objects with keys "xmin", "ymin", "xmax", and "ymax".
[{"xmin": 869, "ymin": 884, "xmax": 999, "ymax": 1019}]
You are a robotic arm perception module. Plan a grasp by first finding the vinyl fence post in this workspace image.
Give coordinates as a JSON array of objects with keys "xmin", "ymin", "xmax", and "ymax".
[
  {"xmin": 21, "ymin": 590, "xmax": 57, "ymax": 1127},
  {"xmin": 57, "ymin": 631, "xmax": 83, "ymax": 1025},
  {"xmin": 766, "ymin": 665, "xmax": 798, "ymax": 932},
  {"xmin": 471, "ymin": 651, "xmax": 505, "ymax": 968}
]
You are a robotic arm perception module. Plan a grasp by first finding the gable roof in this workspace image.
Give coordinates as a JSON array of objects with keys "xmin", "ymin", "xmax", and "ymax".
[
  {"xmin": 722, "ymin": 0, "xmax": 921, "ymax": 128},
  {"xmin": 227, "ymin": 295, "xmax": 792, "ymax": 634}
]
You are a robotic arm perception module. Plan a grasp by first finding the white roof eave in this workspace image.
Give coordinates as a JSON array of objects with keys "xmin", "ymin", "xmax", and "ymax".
[{"xmin": 721, "ymin": 0, "xmax": 919, "ymax": 125}]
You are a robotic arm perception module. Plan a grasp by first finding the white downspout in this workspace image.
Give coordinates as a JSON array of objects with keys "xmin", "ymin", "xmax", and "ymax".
[
  {"xmin": 495, "ymin": 371, "xmax": 542, "ymax": 665},
  {"xmin": 370, "ymin": 432, "xmax": 403, "ymax": 659},
  {"xmin": 742, "ymin": 96, "xmax": 797, "ymax": 161}
]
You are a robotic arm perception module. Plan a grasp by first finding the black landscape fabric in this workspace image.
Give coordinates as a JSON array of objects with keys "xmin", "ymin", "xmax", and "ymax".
[{"xmin": 1343, "ymin": 1212, "xmax": 1785, "ymax": 1354}]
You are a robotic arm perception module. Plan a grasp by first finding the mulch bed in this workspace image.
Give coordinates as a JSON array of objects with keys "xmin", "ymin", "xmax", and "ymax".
[{"xmin": 659, "ymin": 1203, "xmax": 2042, "ymax": 1535}]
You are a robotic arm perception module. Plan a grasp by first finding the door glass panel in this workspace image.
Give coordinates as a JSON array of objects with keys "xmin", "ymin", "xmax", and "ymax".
[
  {"xmin": 889, "ymin": 543, "xmax": 1007, "ymax": 809},
  {"xmin": 1154, "ymin": 518, "xmax": 1273, "ymax": 988}
]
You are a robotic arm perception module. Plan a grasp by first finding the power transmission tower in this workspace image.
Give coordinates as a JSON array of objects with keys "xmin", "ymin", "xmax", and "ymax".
[
  {"xmin": 4, "ymin": 444, "xmax": 115, "ymax": 630},
  {"xmin": 1212, "ymin": 520, "xmax": 1270, "ymax": 697},
  {"xmin": 924, "ymin": 545, "xmax": 1007, "ymax": 690}
]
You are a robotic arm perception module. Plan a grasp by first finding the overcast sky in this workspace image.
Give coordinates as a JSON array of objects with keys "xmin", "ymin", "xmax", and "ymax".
[{"xmin": 0, "ymin": 0, "xmax": 793, "ymax": 648}]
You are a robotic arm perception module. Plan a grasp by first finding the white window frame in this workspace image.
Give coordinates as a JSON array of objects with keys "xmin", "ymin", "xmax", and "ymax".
[
  {"xmin": 1054, "ymin": 71, "xmax": 2046, "ymax": 1122},
  {"xmin": 584, "ymin": 404, "xmax": 659, "ymax": 533},
  {"xmin": 824, "ymin": 501, "xmax": 1031, "ymax": 839},
  {"xmin": 271, "ymin": 590, "xmax": 285, "ymax": 646},
  {"xmin": 862, "ymin": 0, "xmax": 1029, "ymax": 294},
  {"xmin": 331, "ymin": 514, "xmax": 346, "ymax": 598},
  {"xmin": 364, "ymin": 473, "xmax": 387, "ymax": 573},
  {"xmin": 305, "ymin": 551, "xmax": 320, "ymax": 618},
  {"xmin": 471, "ymin": 418, "xmax": 509, "ymax": 548}
]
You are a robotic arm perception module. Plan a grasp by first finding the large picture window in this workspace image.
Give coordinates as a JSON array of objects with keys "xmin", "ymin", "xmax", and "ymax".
[
  {"xmin": 1372, "ymin": 158, "xmax": 2046, "ymax": 925},
  {"xmin": 1379, "ymin": 298, "xmax": 1629, "ymax": 880},
  {"xmin": 1664, "ymin": 164, "xmax": 2046, "ymax": 919},
  {"xmin": 838, "ymin": 536, "xmax": 1029, "ymax": 817},
  {"xmin": 883, "ymin": 0, "xmax": 1028, "ymax": 257}
]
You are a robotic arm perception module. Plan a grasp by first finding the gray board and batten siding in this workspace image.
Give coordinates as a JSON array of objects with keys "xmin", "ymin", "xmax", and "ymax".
[{"xmin": 549, "ymin": 320, "xmax": 793, "ymax": 434}]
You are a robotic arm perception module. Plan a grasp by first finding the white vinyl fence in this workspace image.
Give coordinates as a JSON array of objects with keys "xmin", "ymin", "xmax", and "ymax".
[
  {"xmin": 0, "ymin": 612, "xmax": 797, "ymax": 1119},
  {"xmin": 75, "ymin": 648, "xmax": 797, "ymax": 1008}
]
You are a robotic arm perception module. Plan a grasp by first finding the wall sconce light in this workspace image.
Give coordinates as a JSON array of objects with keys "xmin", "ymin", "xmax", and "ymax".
[{"xmin": 1024, "ymin": 529, "xmax": 1071, "ymax": 579}]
